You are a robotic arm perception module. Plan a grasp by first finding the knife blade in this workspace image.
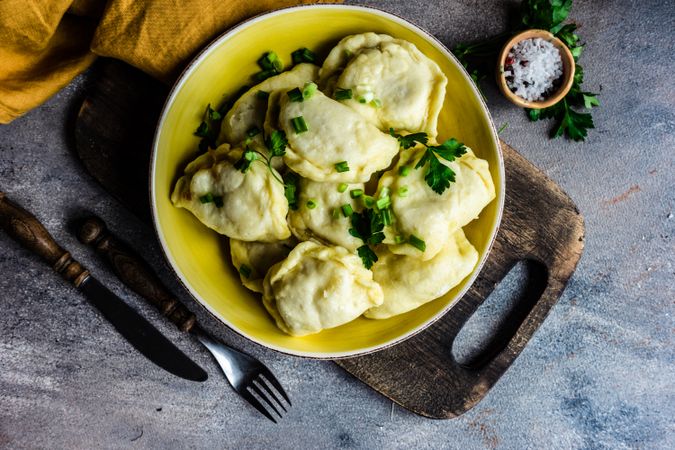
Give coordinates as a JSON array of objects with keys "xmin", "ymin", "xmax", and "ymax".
[{"xmin": 0, "ymin": 191, "xmax": 207, "ymax": 382}]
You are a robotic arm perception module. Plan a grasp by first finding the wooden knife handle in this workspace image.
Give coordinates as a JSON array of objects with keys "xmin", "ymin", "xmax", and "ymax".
[
  {"xmin": 76, "ymin": 216, "xmax": 196, "ymax": 332},
  {"xmin": 0, "ymin": 192, "xmax": 89, "ymax": 287}
]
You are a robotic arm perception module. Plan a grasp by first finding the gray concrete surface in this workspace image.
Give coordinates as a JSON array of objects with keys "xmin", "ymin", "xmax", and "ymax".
[{"xmin": 1, "ymin": 1, "xmax": 673, "ymax": 448}]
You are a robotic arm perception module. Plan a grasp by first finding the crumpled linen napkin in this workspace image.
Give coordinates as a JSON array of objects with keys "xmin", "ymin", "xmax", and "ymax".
[{"xmin": 0, "ymin": 0, "xmax": 326, "ymax": 123}]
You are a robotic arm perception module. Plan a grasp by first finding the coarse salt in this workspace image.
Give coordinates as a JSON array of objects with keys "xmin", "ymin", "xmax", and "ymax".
[{"xmin": 504, "ymin": 37, "xmax": 563, "ymax": 102}]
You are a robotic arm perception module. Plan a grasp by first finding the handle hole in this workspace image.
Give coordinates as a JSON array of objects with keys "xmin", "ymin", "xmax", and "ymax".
[{"xmin": 451, "ymin": 259, "xmax": 548, "ymax": 369}]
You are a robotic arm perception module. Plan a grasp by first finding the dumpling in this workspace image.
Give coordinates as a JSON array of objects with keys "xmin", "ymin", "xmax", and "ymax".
[
  {"xmin": 230, "ymin": 237, "xmax": 297, "ymax": 293},
  {"xmin": 319, "ymin": 33, "xmax": 447, "ymax": 138},
  {"xmin": 171, "ymin": 146, "xmax": 291, "ymax": 241},
  {"xmin": 218, "ymin": 63, "xmax": 319, "ymax": 145},
  {"xmin": 279, "ymin": 90, "xmax": 399, "ymax": 182},
  {"xmin": 319, "ymin": 32, "xmax": 396, "ymax": 94},
  {"xmin": 288, "ymin": 178, "xmax": 364, "ymax": 251},
  {"xmin": 262, "ymin": 241, "xmax": 384, "ymax": 336},
  {"xmin": 365, "ymin": 229, "xmax": 478, "ymax": 319},
  {"xmin": 379, "ymin": 145, "xmax": 495, "ymax": 260}
]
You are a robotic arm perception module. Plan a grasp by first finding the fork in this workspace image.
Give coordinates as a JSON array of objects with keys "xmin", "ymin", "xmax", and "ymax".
[{"xmin": 76, "ymin": 216, "xmax": 290, "ymax": 422}]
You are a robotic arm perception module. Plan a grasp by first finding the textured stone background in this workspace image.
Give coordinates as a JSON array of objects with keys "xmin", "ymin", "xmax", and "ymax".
[{"xmin": 1, "ymin": 1, "xmax": 673, "ymax": 449}]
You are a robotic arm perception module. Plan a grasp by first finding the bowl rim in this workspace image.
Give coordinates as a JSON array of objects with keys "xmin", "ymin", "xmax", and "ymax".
[
  {"xmin": 496, "ymin": 28, "xmax": 576, "ymax": 109},
  {"xmin": 150, "ymin": 3, "xmax": 505, "ymax": 359}
]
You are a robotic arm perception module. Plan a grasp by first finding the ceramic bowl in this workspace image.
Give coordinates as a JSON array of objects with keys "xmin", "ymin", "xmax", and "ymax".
[
  {"xmin": 151, "ymin": 5, "xmax": 505, "ymax": 358},
  {"xmin": 497, "ymin": 29, "xmax": 575, "ymax": 109}
]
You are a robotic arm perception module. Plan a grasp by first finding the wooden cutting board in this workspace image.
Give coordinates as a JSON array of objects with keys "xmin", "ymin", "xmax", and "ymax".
[{"xmin": 75, "ymin": 59, "xmax": 584, "ymax": 419}]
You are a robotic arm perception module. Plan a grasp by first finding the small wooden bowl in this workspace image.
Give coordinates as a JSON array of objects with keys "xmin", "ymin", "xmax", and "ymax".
[{"xmin": 496, "ymin": 29, "xmax": 575, "ymax": 109}]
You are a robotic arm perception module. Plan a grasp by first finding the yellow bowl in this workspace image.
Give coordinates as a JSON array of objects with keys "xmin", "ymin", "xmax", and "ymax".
[{"xmin": 151, "ymin": 5, "xmax": 505, "ymax": 358}]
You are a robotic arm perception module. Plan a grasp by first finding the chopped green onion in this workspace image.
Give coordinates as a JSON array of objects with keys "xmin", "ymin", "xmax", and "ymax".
[
  {"xmin": 247, "ymin": 126, "xmax": 261, "ymax": 138},
  {"xmin": 370, "ymin": 99, "xmax": 382, "ymax": 108},
  {"xmin": 334, "ymin": 88, "xmax": 353, "ymax": 101},
  {"xmin": 408, "ymin": 234, "xmax": 426, "ymax": 252},
  {"xmin": 398, "ymin": 186, "xmax": 409, "ymax": 197},
  {"xmin": 341, "ymin": 204, "xmax": 354, "ymax": 217},
  {"xmin": 302, "ymin": 82, "xmax": 318, "ymax": 99},
  {"xmin": 399, "ymin": 166, "xmax": 411, "ymax": 176},
  {"xmin": 256, "ymin": 90, "xmax": 270, "ymax": 100},
  {"xmin": 306, "ymin": 199, "xmax": 317, "ymax": 209},
  {"xmin": 358, "ymin": 97, "xmax": 367, "ymax": 104},
  {"xmin": 332, "ymin": 208, "xmax": 341, "ymax": 219},
  {"xmin": 344, "ymin": 49, "xmax": 353, "ymax": 59},
  {"xmin": 394, "ymin": 235, "xmax": 406, "ymax": 244},
  {"xmin": 257, "ymin": 51, "xmax": 283, "ymax": 72},
  {"xmin": 350, "ymin": 189, "xmax": 364, "ymax": 198},
  {"xmin": 253, "ymin": 69, "xmax": 277, "ymax": 82},
  {"xmin": 287, "ymin": 88, "xmax": 303, "ymax": 102},
  {"xmin": 337, "ymin": 183, "xmax": 348, "ymax": 193},
  {"xmin": 239, "ymin": 264, "xmax": 252, "ymax": 278},
  {"xmin": 199, "ymin": 193, "xmax": 214, "ymax": 204},
  {"xmin": 292, "ymin": 47, "xmax": 317, "ymax": 64},
  {"xmin": 213, "ymin": 196, "xmax": 224, "ymax": 208},
  {"xmin": 244, "ymin": 150, "xmax": 258, "ymax": 161},
  {"xmin": 381, "ymin": 208, "xmax": 392, "ymax": 226},
  {"xmin": 376, "ymin": 196, "xmax": 391, "ymax": 210},
  {"xmin": 379, "ymin": 187, "xmax": 390, "ymax": 198},
  {"xmin": 362, "ymin": 195, "xmax": 375, "ymax": 208},
  {"xmin": 335, "ymin": 161, "xmax": 350, "ymax": 173},
  {"xmin": 206, "ymin": 104, "xmax": 221, "ymax": 121},
  {"xmin": 291, "ymin": 116, "xmax": 308, "ymax": 133}
]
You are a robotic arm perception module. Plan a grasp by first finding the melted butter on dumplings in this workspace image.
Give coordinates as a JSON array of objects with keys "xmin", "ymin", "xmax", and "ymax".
[
  {"xmin": 365, "ymin": 229, "xmax": 478, "ymax": 319},
  {"xmin": 230, "ymin": 237, "xmax": 297, "ymax": 293},
  {"xmin": 279, "ymin": 90, "xmax": 399, "ymax": 182},
  {"xmin": 171, "ymin": 146, "xmax": 290, "ymax": 241},
  {"xmin": 320, "ymin": 33, "xmax": 447, "ymax": 138},
  {"xmin": 262, "ymin": 241, "xmax": 383, "ymax": 336},
  {"xmin": 219, "ymin": 63, "xmax": 319, "ymax": 145},
  {"xmin": 380, "ymin": 145, "xmax": 495, "ymax": 260},
  {"xmin": 288, "ymin": 179, "xmax": 364, "ymax": 251}
]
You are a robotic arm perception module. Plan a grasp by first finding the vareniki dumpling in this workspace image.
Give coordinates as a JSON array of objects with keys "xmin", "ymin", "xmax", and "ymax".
[
  {"xmin": 365, "ymin": 229, "xmax": 478, "ymax": 319},
  {"xmin": 171, "ymin": 146, "xmax": 291, "ymax": 242},
  {"xmin": 379, "ymin": 145, "xmax": 495, "ymax": 260},
  {"xmin": 263, "ymin": 241, "xmax": 384, "ymax": 336},
  {"xmin": 230, "ymin": 237, "xmax": 297, "ymax": 293},
  {"xmin": 219, "ymin": 63, "xmax": 319, "ymax": 145},
  {"xmin": 320, "ymin": 33, "xmax": 447, "ymax": 138},
  {"xmin": 279, "ymin": 90, "xmax": 399, "ymax": 182},
  {"xmin": 288, "ymin": 178, "xmax": 364, "ymax": 251}
]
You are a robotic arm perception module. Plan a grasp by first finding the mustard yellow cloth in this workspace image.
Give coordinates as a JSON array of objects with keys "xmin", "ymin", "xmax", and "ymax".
[{"xmin": 0, "ymin": 0, "xmax": 326, "ymax": 123}]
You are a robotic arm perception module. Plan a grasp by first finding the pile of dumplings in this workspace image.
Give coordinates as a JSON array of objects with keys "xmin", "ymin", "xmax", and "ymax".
[{"xmin": 172, "ymin": 33, "xmax": 496, "ymax": 337}]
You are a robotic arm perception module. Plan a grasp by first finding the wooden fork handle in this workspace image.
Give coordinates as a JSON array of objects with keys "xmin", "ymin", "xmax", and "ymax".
[
  {"xmin": 0, "ymin": 192, "xmax": 89, "ymax": 287},
  {"xmin": 76, "ymin": 216, "xmax": 196, "ymax": 332}
]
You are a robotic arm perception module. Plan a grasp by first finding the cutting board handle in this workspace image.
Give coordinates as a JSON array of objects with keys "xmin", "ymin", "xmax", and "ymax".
[
  {"xmin": 447, "ymin": 258, "xmax": 549, "ymax": 370},
  {"xmin": 0, "ymin": 192, "xmax": 90, "ymax": 287},
  {"xmin": 76, "ymin": 216, "xmax": 197, "ymax": 332}
]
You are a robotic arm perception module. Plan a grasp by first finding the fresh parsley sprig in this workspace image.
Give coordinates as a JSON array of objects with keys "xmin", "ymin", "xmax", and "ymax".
[
  {"xmin": 348, "ymin": 209, "xmax": 385, "ymax": 269},
  {"xmin": 390, "ymin": 129, "xmax": 467, "ymax": 195}
]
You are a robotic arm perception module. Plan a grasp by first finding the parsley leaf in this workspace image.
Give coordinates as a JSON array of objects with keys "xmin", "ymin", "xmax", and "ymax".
[
  {"xmin": 349, "ymin": 209, "xmax": 385, "ymax": 268},
  {"xmin": 234, "ymin": 148, "xmax": 258, "ymax": 173},
  {"xmin": 414, "ymin": 138, "xmax": 467, "ymax": 194},
  {"xmin": 389, "ymin": 128, "xmax": 428, "ymax": 149},
  {"xmin": 283, "ymin": 172, "xmax": 299, "ymax": 210},
  {"xmin": 266, "ymin": 130, "xmax": 288, "ymax": 157},
  {"xmin": 356, "ymin": 245, "xmax": 378, "ymax": 270},
  {"xmin": 521, "ymin": 0, "xmax": 572, "ymax": 33}
]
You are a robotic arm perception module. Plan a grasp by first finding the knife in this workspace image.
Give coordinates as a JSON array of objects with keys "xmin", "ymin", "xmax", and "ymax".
[{"xmin": 0, "ymin": 192, "xmax": 207, "ymax": 382}]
